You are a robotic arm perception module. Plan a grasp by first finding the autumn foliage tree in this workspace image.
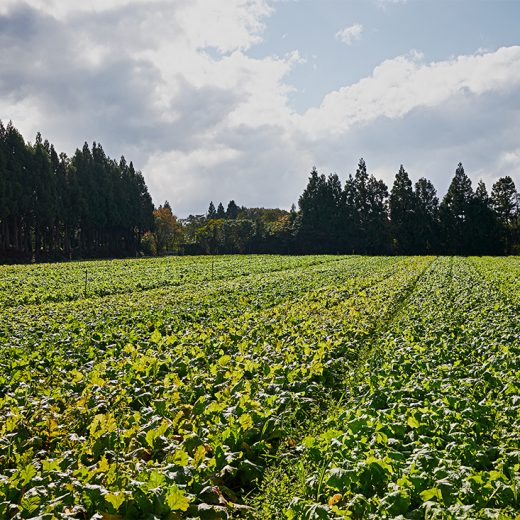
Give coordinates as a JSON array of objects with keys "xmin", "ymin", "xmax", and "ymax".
[{"xmin": 149, "ymin": 201, "xmax": 182, "ymax": 254}]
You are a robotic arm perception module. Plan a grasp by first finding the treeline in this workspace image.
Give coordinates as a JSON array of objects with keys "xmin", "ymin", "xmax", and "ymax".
[
  {"xmin": 294, "ymin": 160, "xmax": 518, "ymax": 255},
  {"xmin": 158, "ymin": 159, "xmax": 519, "ymax": 256},
  {"xmin": 2, "ymin": 119, "xmax": 520, "ymax": 261},
  {"xmin": 0, "ymin": 121, "xmax": 154, "ymax": 261}
]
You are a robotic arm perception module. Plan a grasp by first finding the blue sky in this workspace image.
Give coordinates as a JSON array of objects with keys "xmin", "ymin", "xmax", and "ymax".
[
  {"xmin": 1, "ymin": 0, "xmax": 520, "ymax": 216},
  {"xmin": 254, "ymin": 0, "xmax": 520, "ymax": 112}
]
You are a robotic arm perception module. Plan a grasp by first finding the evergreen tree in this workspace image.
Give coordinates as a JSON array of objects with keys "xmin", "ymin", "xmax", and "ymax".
[
  {"xmin": 440, "ymin": 163, "xmax": 474, "ymax": 254},
  {"xmin": 294, "ymin": 168, "xmax": 343, "ymax": 252},
  {"xmin": 0, "ymin": 122, "xmax": 154, "ymax": 261},
  {"xmin": 0, "ymin": 121, "xmax": 8, "ymax": 252},
  {"xmin": 216, "ymin": 202, "xmax": 226, "ymax": 219},
  {"xmin": 226, "ymin": 200, "xmax": 239, "ymax": 220},
  {"xmin": 344, "ymin": 159, "xmax": 389, "ymax": 253},
  {"xmin": 325, "ymin": 173, "xmax": 344, "ymax": 251},
  {"xmin": 491, "ymin": 176, "xmax": 517, "ymax": 225},
  {"xmin": 207, "ymin": 201, "xmax": 216, "ymax": 219},
  {"xmin": 31, "ymin": 132, "xmax": 57, "ymax": 258},
  {"xmin": 343, "ymin": 160, "xmax": 368, "ymax": 253},
  {"xmin": 491, "ymin": 176, "xmax": 518, "ymax": 253},
  {"xmin": 4, "ymin": 122, "xmax": 32, "ymax": 256},
  {"xmin": 469, "ymin": 180, "xmax": 500, "ymax": 254},
  {"xmin": 414, "ymin": 177, "xmax": 439, "ymax": 253},
  {"xmin": 389, "ymin": 165, "xmax": 417, "ymax": 253},
  {"xmin": 365, "ymin": 175, "xmax": 390, "ymax": 254},
  {"xmin": 294, "ymin": 167, "xmax": 323, "ymax": 252}
]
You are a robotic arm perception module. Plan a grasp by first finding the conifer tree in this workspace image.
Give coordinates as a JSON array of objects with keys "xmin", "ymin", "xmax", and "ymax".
[
  {"xmin": 414, "ymin": 177, "xmax": 439, "ymax": 253},
  {"xmin": 389, "ymin": 165, "xmax": 416, "ymax": 253},
  {"xmin": 440, "ymin": 163, "xmax": 474, "ymax": 254},
  {"xmin": 207, "ymin": 201, "xmax": 217, "ymax": 219},
  {"xmin": 216, "ymin": 202, "xmax": 226, "ymax": 219},
  {"xmin": 491, "ymin": 176, "xmax": 518, "ymax": 253},
  {"xmin": 226, "ymin": 200, "xmax": 239, "ymax": 220}
]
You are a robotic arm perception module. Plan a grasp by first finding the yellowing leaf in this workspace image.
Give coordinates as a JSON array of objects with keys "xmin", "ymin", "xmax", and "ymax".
[
  {"xmin": 47, "ymin": 418, "xmax": 60, "ymax": 437},
  {"xmin": 148, "ymin": 470, "xmax": 166, "ymax": 490},
  {"xmin": 407, "ymin": 415, "xmax": 420, "ymax": 429},
  {"xmin": 42, "ymin": 459, "xmax": 60, "ymax": 472},
  {"xmin": 89, "ymin": 413, "xmax": 116, "ymax": 438},
  {"xmin": 489, "ymin": 470, "xmax": 504, "ymax": 481},
  {"xmin": 150, "ymin": 329, "xmax": 162, "ymax": 344},
  {"xmin": 238, "ymin": 413, "xmax": 254, "ymax": 430},
  {"xmin": 145, "ymin": 429, "xmax": 157, "ymax": 448},
  {"xmin": 207, "ymin": 401, "xmax": 225, "ymax": 414},
  {"xmin": 328, "ymin": 493, "xmax": 342, "ymax": 507},
  {"xmin": 103, "ymin": 414, "xmax": 117, "ymax": 433},
  {"xmin": 70, "ymin": 369, "xmax": 84, "ymax": 383},
  {"xmin": 172, "ymin": 448, "xmax": 189, "ymax": 466},
  {"xmin": 376, "ymin": 431, "xmax": 388, "ymax": 444},
  {"xmin": 19, "ymin": 464, "xmax": 38, "ymax": 485},
  {"xmin": 218, "ymin": 354, "xmax": 231, "ymax": 366},
  {"xmin": 165, "ymin": 486, "xmax": 190, "ymax": 511},
  {"xmin": 98, "ymin": 455, "xmax": 110, "ymax": 473},
  {"xmin": 21, "ymin": 493, "xmax": 41, "ymax": 513},
  {"xmin": 123, "ymin": 343, "xmax": 136, "ymax": 353},
  {"xmin": 105, "ymin": 492, "xmax": 125, "ymax": 511},
  {"xmin": 193, "ymin": 445, "xmax": 206, "ymax": 467}
]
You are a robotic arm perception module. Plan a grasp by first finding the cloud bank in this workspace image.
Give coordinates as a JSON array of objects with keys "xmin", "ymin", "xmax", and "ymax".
[{"xmin": 1, "ymin": 1, "xmax": 519, "ymax": 216}]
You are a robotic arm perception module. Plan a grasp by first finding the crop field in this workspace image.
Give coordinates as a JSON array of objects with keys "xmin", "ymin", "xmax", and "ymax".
[{"xmin": 0, "ymin": 255, "xmax": 519, "ymax": 519}]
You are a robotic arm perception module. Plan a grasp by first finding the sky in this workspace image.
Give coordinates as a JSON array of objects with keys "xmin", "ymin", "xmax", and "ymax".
[{"xmin": 1, "ymin": 0, "xmax": 520, "ymax": 217}]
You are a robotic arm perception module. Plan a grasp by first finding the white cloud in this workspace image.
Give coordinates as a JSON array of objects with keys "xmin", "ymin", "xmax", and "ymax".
[
  {"xmin": 300, "ymin": 46, "xmax": 520, "ymax": 139},
  {"xmin": 500, "ymin": 149, "xmax": 520, "ymax": 166},
  {"xmin": 494, "ymin": 148, "xmax": 520, "ymax": 186},
  {"xmin": 0, "ymin": 0, "xmax": 153, "ymax": 19},
  {"xmin": 145, "ymin": 146, "xmax": 242, "ymax": 208},
  {"xmin": 335, "ymin": 23, "xmax": 363, "ymax": 45},
  {"xmin": 375, "ymin": 0, "xmax": 407, "ymax": 7},
  {"xmin": 176, "ymin": 0, "xmax": 272, "ymax": 53}
]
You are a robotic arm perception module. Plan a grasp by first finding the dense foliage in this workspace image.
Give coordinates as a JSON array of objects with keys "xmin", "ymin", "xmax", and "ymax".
[
  {"xmin": 0, "ymin": 255, "xmax": 518, "ymax": 518},
  {"xmin": 263, "ymin": 257, "xmax": 520, "ymax": 519},
  {"xmin": 0, "ymin": 121, "xmax": 154, "ymax": 261}
]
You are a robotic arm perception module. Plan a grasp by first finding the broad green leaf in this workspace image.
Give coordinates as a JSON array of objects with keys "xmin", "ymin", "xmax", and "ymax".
[
  {"xmin": 21, "ymin": 493, "xmax": 41, "ymax": 513},
  {"xmin": 20, "ymin": 464, "xmax": 38, "ymax": 486},
  {"xmin": 145, "ymin": 428, "xmax": 157, "ymax": 448},
  {"xmin": 172, "ymin": 448, "xmax": 189, "ymax": 466},
  {"xmin": 420, "ymin": 487, "xmax": 442, "ymax": 502}
]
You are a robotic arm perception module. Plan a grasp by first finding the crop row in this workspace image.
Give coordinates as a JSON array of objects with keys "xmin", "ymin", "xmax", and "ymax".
[
  {"xmin": 0, "ymin": 256, "xmax": 432, "ymax": 518},
  {"xmin": 275, "ymin": 257, "xmax": 520, "ymax": 519},
  {"xmin": 0, "ymin": 256, "xmax": 402, "ymax": 351},
  {"xmin": 0, "ymin": 255, "xmax": 341, "ymax": 307}
]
